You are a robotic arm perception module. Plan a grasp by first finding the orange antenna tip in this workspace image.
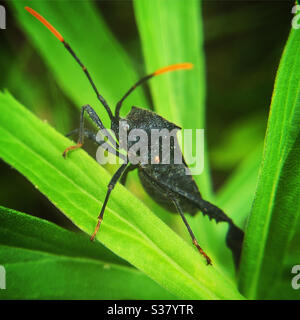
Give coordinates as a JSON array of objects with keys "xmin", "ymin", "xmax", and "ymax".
[
  {"xmin": 25, "ymin": 6, "xmax": 64, "ymax": 42},
  {"xmin": 153, "ymin": 62, "xmax": 194, "ymax": 76}
]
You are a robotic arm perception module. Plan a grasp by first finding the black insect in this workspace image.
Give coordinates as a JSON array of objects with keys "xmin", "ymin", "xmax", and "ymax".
[{"xmin": 26, "ymin": 7, "xmax": 244, "ymax": 267}]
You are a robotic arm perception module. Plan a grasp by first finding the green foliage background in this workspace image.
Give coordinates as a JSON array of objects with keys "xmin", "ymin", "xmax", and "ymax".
[{"xmin": 0, "ymin": 0, "xmax": 299, "ymax": 299}]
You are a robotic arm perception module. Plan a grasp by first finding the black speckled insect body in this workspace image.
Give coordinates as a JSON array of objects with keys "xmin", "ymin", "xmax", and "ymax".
[{"xmin": 26, "ymin": 6, "xmax": 244, "ymax": 268}]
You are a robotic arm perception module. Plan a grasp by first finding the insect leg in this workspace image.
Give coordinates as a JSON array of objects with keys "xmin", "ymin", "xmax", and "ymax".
[
  {"xmin": 66, "ymin": 127, "xmax": 127, "ymax": 163},
  {"xmin": 171, "ymin": 187, "xmax": 244, "ymax": 268},
  {"xmin": 196, "ymin": 198, "xmax": 244, "ymax": 269},
  {"xmin": 90, "ymin": 163, "xmax": 129, "ymax": 241},
  {"xmin": 63, "ymin": 104, "xmax": 119, "ymax": 158},
  {"xmin": 140, "ymin": 170, "xmax": 212, "ymax": 265},
  {"xmin": 172, "ymin": 198, "xmax": 212, "ymax": 265},
  {"xmin": 66, "ymin": 128, "xmax": 97, "ymax": 140}
]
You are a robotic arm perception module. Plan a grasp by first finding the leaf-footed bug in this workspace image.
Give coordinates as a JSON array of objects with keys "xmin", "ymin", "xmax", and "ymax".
[{"xmin": 26, "ymin": 7, "xmax": 244, "ymax": 267}]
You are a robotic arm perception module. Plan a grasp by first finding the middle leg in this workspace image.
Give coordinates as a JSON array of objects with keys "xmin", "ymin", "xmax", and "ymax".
[{"xmin": 90, "ymin": 163, "xmax": 129, "ymax": 241}]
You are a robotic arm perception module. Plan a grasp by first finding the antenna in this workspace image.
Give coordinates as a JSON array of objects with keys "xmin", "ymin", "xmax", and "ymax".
[
  {"xmin": 115, "ymin": 63, "xmax": 193, "ymax": 118},
  {"xmin": 25, "ymin": 7, "xmax": 114, "ymax": 121}
]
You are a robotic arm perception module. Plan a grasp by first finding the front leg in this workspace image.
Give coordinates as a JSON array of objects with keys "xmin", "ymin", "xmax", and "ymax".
[
  {"xmin": 63, "ymin": 104, "xmax": 119, "ymax": 158},
  {"xmin": 66, "ymin": 128, "xmax": 98, "ymax": 142},
  {"xmin": 66, "ymin": 128, "xmax": 127, "ymax": 162}
]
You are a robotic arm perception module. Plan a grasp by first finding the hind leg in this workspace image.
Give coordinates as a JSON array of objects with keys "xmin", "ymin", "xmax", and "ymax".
[
  {"xmin": 197, "ymin": 198, "xmax": 244, "ymax": 269},
  {"xmin": 172, "ymin": 198, "xmax": 212, "ymax": 265}
]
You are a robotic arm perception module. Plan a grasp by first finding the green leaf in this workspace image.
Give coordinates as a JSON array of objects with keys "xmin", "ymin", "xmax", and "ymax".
[
  {"xmin": 133, "ymin": 0, "xmax": 211, "ymax": 197},
  {"xmin": 10, "ymin": 0, "xmax": 148, "ymax": 127},
  {"xmin": 180, "ymin": 138, "xmax": 263, "ymax": 278},
  {"xmin": 0, "ymin": 206, "xmax": 175, "ymax": 299},
  {"xmin": 133, "ymin": 0, "xmax": 233, "ymax": 279},
  {"xmin": 210, "ymin": 144, "xmax": 263, "ymax": 275},
  {"xmin": 267, "ymin": 248, "xmax": 300, "ymax": 300},
  {"xmin": 0, "ymin": 205, "xmax": 127, "ymax": 265},
  {"xmin": 0, "ymin": 91, "xmax": 244, "ymax": 299},
  {"xmin": 0, "ymin": 246, "xmax": 172, "ymax": 300},
  {"xmin": 238, "ymin": 28, "xmax": 300, "ymax": 299},
  {"xmin": 216, "ymin": 144, "xmax": 263, "ymax": 227},
  {"xmin": 210, "ymin": 116, "xmax": 265, "ymax": 171}
]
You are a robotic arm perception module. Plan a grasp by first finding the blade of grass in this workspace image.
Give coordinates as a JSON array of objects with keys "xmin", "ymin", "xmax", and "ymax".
[
  {"xmin": 0, "ymin": 206, "xmax": 175, "ymax": 299},
  {"xmin": 266, "ymin": 254, "xmax": 300, "ymax": 300},
  {"xmin": 133, "ymin": 0, "xmax": 229, "ymax": 276},
  {"xmin": 216, "ymin": 143, "xmax": 263, "ymax": 227},
  {"xmin": 10, "ymin": 0, "xmax": 147, "ymax": 126},
  {"xmin": 0, "ymin": 205, "xmax": 127, "ymax": 265},
  {"xmin": 0, "ymin": 91, "xmax": 244, "ymax": 299},
  {"xmin": 210, "ymin": 115, "xmax": 265, "ymax": 171},
  {"xmin": 133, "ymin": 0, "xmax": 211, "ymax": 197},
  {"xmin": 212, "ymin": 144, "xmax": 263, "ymax": 275},
  {"xmin": 0, "ymin": 245, "xmax": 174, "ymax": 300},
  {"xmin": 238, "ymin": 28, "xmax": 300, "ymax": 299}
]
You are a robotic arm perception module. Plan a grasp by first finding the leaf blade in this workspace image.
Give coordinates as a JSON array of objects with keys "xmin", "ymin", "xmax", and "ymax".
[
  {"xmin": 0, "ymin": 206, "xmax": 175, "ymax": 299},
  {"xmin": 0, "ymin": 91, "xmax": 243, "ymax": 300},
  {"xmin": 133, "ymin": 0, "xmax": 212, "ymax": 197},
  {"xmin": 238, "ymin": 28, "xmax": 300, "ymax": 299},
  {"xmin": 0, "ymin": 245, "xmax": 174, "ymax": 300}
]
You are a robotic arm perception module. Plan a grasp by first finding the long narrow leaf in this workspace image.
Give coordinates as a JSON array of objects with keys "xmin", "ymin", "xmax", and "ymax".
[
  {"xmin": 216, "ymin": 144, "xmax": 263, "ymax": 227},
  {"xmin": 210, "ymin": 144, "xmax": 263, "ymax": 275},
  {"xmin": 133, "ymin": 0, "xmax": 211, "ymax": 197},
  {"xmin": 132, "ymin": 0, "xmax": 234, "ymax": 278},
  {"xmin": 0, "ymin": 206, "xmax": 175, "ymax": 299},
  {"xmin": 0, "ymin": 206, "xmax": 127, "ymax": 265},
  {"xmin": 238, "ymin": 28, "xmax": 300, "ymax": 299},
  {"xmin": 0, "ymin": 91, "xmax": 243, "ymax": 299}
]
